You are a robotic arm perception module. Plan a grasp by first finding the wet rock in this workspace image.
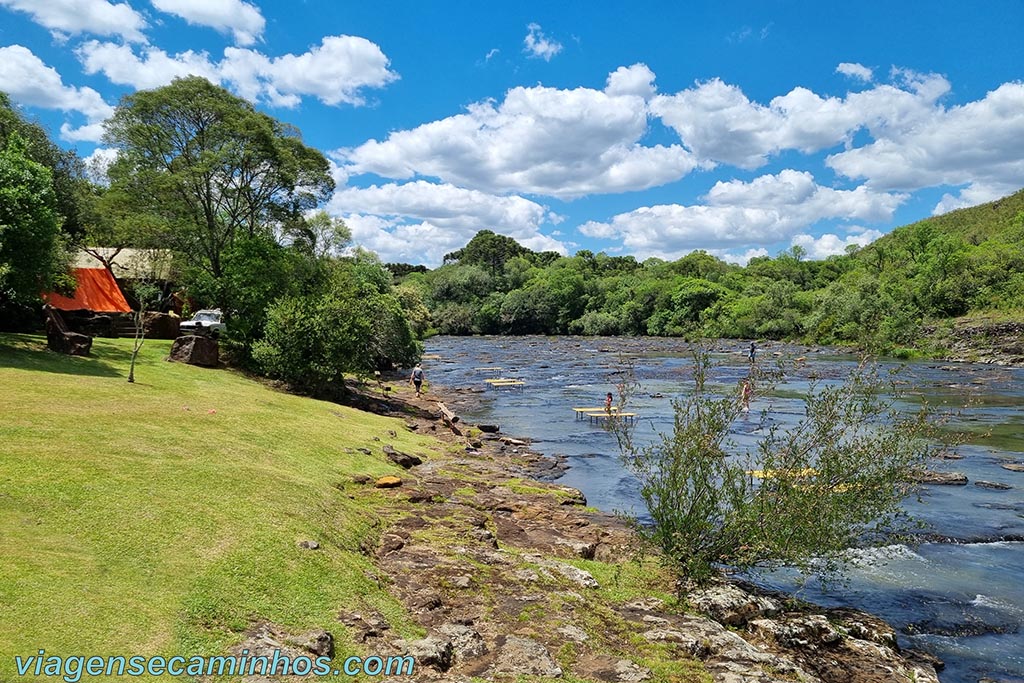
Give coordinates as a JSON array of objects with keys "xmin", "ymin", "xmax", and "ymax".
[
  {"xmin": 382, "ymin": 444, "xmax": 422, "ymax": 469},
  {"xmin": 975, "ymin": 480, "xmax": 1012, "ymax": 490},
  {"xmin": 911, "ymin": 470, "xmax": 968, "ymax": 485},
  {"xmin": 688, "ymin": 583, "xmax": 781, "ymax": 626},
  {"xmin": 477, "ymin": 424, "xmax": 500, "ymax": 433},
  {"xmin": 491, "ymin": 636, "xmax": 562, "ymax": 678},
  {"xmin": 405, "ymin": 635, "xmax": 454, "ymax": 672},
  {"xmin": 828, "ymin": 608, "xmax": 897, "ymax": 648},
  {"xmin": 374, "ymin": 475, "xmax": 402, "ymax": 488},
  {"xmin": 1000, "ymin": 463, "xmax": 1024, "ymax": 472}
]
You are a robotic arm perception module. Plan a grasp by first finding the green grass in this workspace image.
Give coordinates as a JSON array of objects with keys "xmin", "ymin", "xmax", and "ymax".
[{"xmin": 0, "ymin": 334, "xmax": 437, "ymax": 680}]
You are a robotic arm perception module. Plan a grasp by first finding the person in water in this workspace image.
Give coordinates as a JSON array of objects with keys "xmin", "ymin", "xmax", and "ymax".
[
  {"xmin": 748, "ymin": 341, "xmax": 757, "ymax": 363},
  {"xmin": 410, "ymin": 364, "xmax": 425, "ymax": 397},
  {"xmin": 740, "ymin": 379, "xmax": 752, "ymax": 412},
  {"xmin": 605, "ymin": 392, "xmax": 614, "ymax": 412}
]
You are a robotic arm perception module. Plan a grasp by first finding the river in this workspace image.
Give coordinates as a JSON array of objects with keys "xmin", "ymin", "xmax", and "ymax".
[{"xmin": 422, "ymin": 335, "xmax": 1024, "ymax": 683}]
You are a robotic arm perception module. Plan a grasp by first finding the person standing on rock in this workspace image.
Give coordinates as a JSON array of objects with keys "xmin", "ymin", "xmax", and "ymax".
[
  {"xmin": 410, "ymin": 364, "xmax": 425, "ymax": 398},
  {"xmin": 748, "ymin": 341, "xmax": 757, "ymax": 364}
]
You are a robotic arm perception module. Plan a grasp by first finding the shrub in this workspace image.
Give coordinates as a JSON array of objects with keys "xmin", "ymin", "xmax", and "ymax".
[{"xmin": 611, "ymin": 348, "xmax": 946, "ymax": 588}]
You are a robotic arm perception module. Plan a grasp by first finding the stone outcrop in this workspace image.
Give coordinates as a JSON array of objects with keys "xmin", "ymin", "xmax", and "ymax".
[{"xmin": 168, "ymin": 334, "xmax": 219, "ymax": 367}]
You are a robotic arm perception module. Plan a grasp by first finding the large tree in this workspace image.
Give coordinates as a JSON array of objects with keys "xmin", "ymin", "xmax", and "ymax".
[
  {"xmin": 0, "ymin": 134, "xmax": 68, "ymax": 307},
  {"xmin": 102, "ymin": 77, "xmax": 334, "ymax": 287},
  {"xmin": 0, "ymin": 93, "xmax": 91, "ymax": 240}
]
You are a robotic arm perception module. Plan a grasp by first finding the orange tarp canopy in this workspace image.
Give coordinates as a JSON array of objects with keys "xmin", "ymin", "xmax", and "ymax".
[{"xmin": 43, "ymin": 268, "xmax": 131, "ymax": 313}]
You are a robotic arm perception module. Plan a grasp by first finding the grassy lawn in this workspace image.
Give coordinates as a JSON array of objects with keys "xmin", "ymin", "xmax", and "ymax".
[{"xmin": 0, "ymin": 334, "xmax": 435, "ymax": 680}]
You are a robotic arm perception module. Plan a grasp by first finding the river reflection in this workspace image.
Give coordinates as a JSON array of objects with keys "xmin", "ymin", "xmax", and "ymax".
[{"xmin": 423, "ymin": 335, "xmax": 1024, "ymax": 683}]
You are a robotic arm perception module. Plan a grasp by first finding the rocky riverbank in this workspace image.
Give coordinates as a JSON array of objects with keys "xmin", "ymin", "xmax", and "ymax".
[
  {"xmin": 926, "ymin": 317, "xmax": 1024, "ymax": 366},
  {"xmin": 233, "ymin": 382, "xmax": 944, "ymax": 683}
]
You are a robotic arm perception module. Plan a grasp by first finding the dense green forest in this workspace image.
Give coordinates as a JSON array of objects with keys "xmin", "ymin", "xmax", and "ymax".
[{"xmin": 395, "ymin": 190, "xmax": 1024, "ymax": 353}]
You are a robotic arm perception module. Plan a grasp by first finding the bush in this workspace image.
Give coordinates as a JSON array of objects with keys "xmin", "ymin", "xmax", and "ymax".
[
  {"xmin": 611, "ymin": 349, "xmax": 945, "ymax": 587},
  {"xmin": 253, "ymin": 290, "xmax": 418, "ymax": 395}
]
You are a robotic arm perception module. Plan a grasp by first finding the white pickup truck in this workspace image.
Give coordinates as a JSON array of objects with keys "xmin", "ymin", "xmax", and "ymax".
[{"xmin": 179, "ymin": 309, "xmax": 226, "ymax": 336}]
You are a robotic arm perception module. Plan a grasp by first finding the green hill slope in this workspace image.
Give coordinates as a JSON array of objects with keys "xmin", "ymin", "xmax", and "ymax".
[{"xmin": 0, "ymin": 335, "xmax": 435, "ymax": 680}]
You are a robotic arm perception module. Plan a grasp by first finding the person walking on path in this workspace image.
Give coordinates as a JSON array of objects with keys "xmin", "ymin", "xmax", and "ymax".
[{"xmin": 410, "ymin": 364, "xmax": 425, "ymax": 397}]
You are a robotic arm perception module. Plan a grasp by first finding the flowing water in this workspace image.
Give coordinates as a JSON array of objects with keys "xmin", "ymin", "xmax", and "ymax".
[{"xmin": 423, "ymin": 335, "xmax": 1024, "ymax": 683}]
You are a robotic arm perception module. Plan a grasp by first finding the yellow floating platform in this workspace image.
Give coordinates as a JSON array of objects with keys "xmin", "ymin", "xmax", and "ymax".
[
  {"xmin": 577, "ymin": 410, "xmax": 638, "ymax": 423},
  {"xmin": 484, "ymin": 377, "xmax": 521, "ymax": 383},
  {"xmin": 474, "ymin": 366, "xmax": 503, "ymax": 372}
]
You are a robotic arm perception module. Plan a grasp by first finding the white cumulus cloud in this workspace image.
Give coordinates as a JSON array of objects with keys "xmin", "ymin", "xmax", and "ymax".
[
  {"xmin": 0, "ymin": 0, "xmax": 148, "ymax": 42},
  {"xmin": 326, "ymin": 180, "xmax": 565, "ymax": 265},
  {"xmin": 790, "ymin": 228, "xmax": 884, "ymax": 259},
  {"xmin": 523, "ymin": 23, "xmax": 563, "ymax": 61},
  {"xmin": 650, "ymin": 69, "xmax": 950, "ymax": 168},
  {"xmin": 76, "ymin": 36, "xmax": 398, "ymax": 108},
  {"xmin": 827, "ymin": 81, "xmax": 1024, "ymax": 193},
  {"xmin": 77, "ymin": 41, "xmax": 220, "ymax": 90},
  {"xmin": 578, "ymin": 170, "xmax": 905, "ymax": 260},
  {"xmin": 0, "ymin": 45, "xmax": 113, "ymax": 142},
  {"xmin": 340, "ymin": 70, "xmax": 696, "ymax": 199},
  {"xmin": 605, "ymin": 63, "xmax": 656, "ymax": 99},
  {"xmin": 836, "ymin": 62, "xmax": 873, "ymax": 82},
  {"xmin": 151, "ymin": 0, "xmax": 265, "ymax": 46}
]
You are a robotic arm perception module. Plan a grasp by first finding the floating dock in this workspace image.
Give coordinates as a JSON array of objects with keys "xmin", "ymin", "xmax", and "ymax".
[
  {"xmin": 572, "ymin": 407, "xmax": 637, "ymax": 423},
  {"xmin": 484, "ymin": 377, "xmax": 525, "ymax": 389}
]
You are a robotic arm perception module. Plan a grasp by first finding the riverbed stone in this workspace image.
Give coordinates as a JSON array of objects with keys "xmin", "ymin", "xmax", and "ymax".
[
  {"xmin": 911, "ymin": 470, "xmax": 968, "ymax": 485},
  {"xmin": 1000, "ymin": 463, "xmax": 1024, "ymax": 472},
  {"xmin": 975, "ymin": 480, "xmax": 1012, "ymax": 490}
]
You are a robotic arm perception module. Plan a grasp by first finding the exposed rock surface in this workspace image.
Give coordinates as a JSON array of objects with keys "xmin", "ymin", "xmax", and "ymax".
[
  {"xmin": 926, "ymin": 318, "xmax": 1024, "ymax": 365},
  {"xmin": 233, "ymin": 382, "xmax": 941, "ymax": 683}
]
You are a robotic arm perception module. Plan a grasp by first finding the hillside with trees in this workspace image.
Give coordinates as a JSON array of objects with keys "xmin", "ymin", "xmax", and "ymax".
[{"xmin": 398, "ymin": 190, "xmax": 1024, "ymax": 355}]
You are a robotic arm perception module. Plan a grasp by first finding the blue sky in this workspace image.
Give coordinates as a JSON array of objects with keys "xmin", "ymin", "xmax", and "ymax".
[{"xmin": 2, "ymin": 1, "xmax": 1023, "ymax": 266}]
